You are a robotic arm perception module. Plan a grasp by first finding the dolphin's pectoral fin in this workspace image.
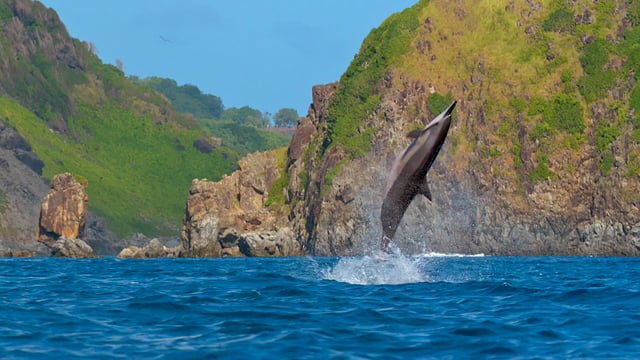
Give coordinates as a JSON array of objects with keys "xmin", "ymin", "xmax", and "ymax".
[{"xmin": 419, "ymin": 179, "xmax": 432, "ymax": 201}]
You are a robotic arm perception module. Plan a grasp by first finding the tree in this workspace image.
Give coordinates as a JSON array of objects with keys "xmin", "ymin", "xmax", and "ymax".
[
  {"xmin": 222, "ymin": 106, "xmax": 268, "ymax": 127},
  {"xmin": 273, "ymin": 108, "xmax": 299, "ymax": 127}
]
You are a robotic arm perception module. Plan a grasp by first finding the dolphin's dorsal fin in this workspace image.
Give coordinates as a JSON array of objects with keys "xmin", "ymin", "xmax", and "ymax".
[
  {"xmin": 419, "ymin": 179, "xmax": 432, "ymax": 201},
  {"xmin": 407, "ymin": 129, "xmax": 424, "ymax": 139}
]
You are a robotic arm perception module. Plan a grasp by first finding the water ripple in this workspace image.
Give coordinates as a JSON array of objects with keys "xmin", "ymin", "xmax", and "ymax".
[{"xmin": 1, "ymin": 256, "xmax": 640, "ymax": 358}]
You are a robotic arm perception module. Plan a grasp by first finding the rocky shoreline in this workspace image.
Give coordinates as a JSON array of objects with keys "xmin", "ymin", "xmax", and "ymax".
[{"xmin": 3, "ymin": 82, "xmax": 640, "ymax": 258}]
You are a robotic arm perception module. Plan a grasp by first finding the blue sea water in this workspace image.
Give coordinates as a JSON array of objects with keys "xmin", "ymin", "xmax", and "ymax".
[{"xmin": 1, "ymin": 254, "xmax": 640, "ymax": 359}]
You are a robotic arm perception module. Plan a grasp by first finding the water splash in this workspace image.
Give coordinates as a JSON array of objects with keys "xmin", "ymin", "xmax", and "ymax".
[
  {"xmin": 321, "ymin": 244, "xmax": 428, "ymax": 285},
  {"xmin": 320, "ymin": 245, "xmax": 486, "ymax": 285},
  {"xmin": 322, "ymin": 255, "xmax": 427, "ymax": 285}
]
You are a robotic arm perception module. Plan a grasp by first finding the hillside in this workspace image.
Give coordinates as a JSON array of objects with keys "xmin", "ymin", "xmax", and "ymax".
[
  {"xmin": 198, "ymin": 0, "xmax": 640, "ymax": 256},
  {"xmin": 131, "ymin": 76, "xmax": 291, "ymax": 157},
  {"xmin": 0, "ymin": 0, "xmax": 238, "ymax": 238}
]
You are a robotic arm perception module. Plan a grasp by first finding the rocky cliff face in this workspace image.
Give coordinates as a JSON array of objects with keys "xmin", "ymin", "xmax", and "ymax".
[
  {"xmin": 0, "ymin": 119, "xmax": 119, "ymax": 256},
  {"xmin": 182, "ymin": 0, "xmax": 640, "ymax": 256},
  {"xmin": 0, "ymin": 119, "xmax": 49, "ymax": 255},
  {"xmin": 181, "ymin": 150, "xmax": 302, "ymax": 257},
  {"xmin": 278, "ymin": 0, "xmax": 640, "ymax": 256}
]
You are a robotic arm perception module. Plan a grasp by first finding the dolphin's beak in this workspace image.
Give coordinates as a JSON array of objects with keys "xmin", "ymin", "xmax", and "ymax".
[{"xmin": 444, "ymin": 100, "xmax": 457, "ymax": 117}]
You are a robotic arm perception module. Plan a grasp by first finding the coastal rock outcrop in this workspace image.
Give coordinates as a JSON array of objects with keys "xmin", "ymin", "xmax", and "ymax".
[
  {"xmin": 181, "ymin": 2, "xmax": 640, "ymax": 257},
  {"xmin": 0, "ymin": 120, "xmax": 119, "ymax": 256},
  {"xmin": 36, "ymin": 173, "xmax": 94, "ymax": 257},
  {"xmin": 117, "ymin": 238, "xmax": 180, "ymax": 258},
  {"xmin": 50, "ymin": 236, "xmax": 94, "ymax": 258},
  {"xmin": 181, "ymin": 150, "xmax": 302, "ymax": 257},
  {"xmin": 37, "ymin": 173, "xmax": 88, "ymax": 242}
]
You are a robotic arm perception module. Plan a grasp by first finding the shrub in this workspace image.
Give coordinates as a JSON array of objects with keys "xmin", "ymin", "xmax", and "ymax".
[
  {"xmin": 578, "ymin": 69, "xmax": 616, "ymax": 102},
  {"xmin": 550, "ymin": 94, "xmax": 584, "ymax": 134},
  {"xmin": 509, "ymin": 97, "xmax": 526, "ymax": 113},
  {"xmin": 427, "ymin": 92, "xmax": 455, "ymax": 117},
  {"xmin": 580, "ymin": 39, "xmax": 610, "ymax": 76},
  {"xmin": 529, "ymin": 154, "xmax": 555, "ymax": 181},
  {"xmin": 542, "ymin": 7, "xmax": 576, "ymax": 33},
  {"xmin": 595, "ymin": 121, "xmax": 620, "ymax": 154}
]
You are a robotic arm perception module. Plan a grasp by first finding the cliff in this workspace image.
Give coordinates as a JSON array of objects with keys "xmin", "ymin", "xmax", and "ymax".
[
  {"xmin": 294, "ymin": 0, "xmax": 640, "ymax": 255},
  {"xmin": 0, "ymin": 0, "xmax": 238, "ymax": 240},
  {"xmin": 182, "ymin": 150, "xmax": 301, "ymax": 257},
  {"xmin": 184, "ymin": 0, "xmax": 640, "ymax": 256}
]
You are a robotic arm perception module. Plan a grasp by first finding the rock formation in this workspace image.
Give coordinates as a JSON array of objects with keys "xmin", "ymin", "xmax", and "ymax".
[
  {"xmin": 188, "ymin": 2, "xmax": 640, "ymax": 257},
  {"xmin": 181, "ymin": 150, "xmax": 302, "ymax": 257},
  {"xmin": 36, "ymin": 173, "xmax": 93, "ymax": 257},
  {"xmin": 117, "ymin": 238, "xmax": 180, "ymax": 258},
  {"xmin": 0, "ymin": 119, "xmax": 120, "ymax": 256},
  {"xmin": 0, "ymin": 119, "xmax": 49, "ymax": 255},
  {"xmin": 50, "ymin": 237, "xmax": 94, "ymax": 258}
]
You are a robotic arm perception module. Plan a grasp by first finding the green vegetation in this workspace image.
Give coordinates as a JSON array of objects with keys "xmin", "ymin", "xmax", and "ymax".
[
  {"xmin": 221, "ymin": 106, "xmax": 269, "ymax": 128},
  {"xmin": 323, "ymin": 1, "xmax": 425, "ymax": 158},
  {"xmin": 427, "ymin": 92, "xmax": 455, "ymax": 117},
  {"xmin": 264, "ymin": 147, "xmax": 289, "ymax": 208},
  {"xmin": 578, "ymin": 39, "xmax": 616, "ymax": 102},
  {"xmin": 273, "ymin": 108, "xmax": 299, "ymax": 127},
  {"xmin": 527, "ymin": 94, "xmax": 585, "ymax": 135},
  {"xmin": 550, "ymin": 94, "xmax": 584, "ymax": 134},
  {"xmin": 0, "ymin": 97, "xmax": 236, "ymax": 236},
  {"xmin": 132, "ymin": 76, "xmax": 224, "ymax": 119},
  {"xmin": 542, "ymin": 7, "xmax": 575, "ymax": 33},
  {"xmin": 529, "ymin": 154, "xmax": 555, "ymax": 182},
  {"xmin": 0, "ymin": 5, "xmax": 243, "ymax": 237},
  {"xmin": 594, "ymin": 121, "xmax": 620, "ymax": 176},
  {"xmin": 133, "ymin": 76, "xmax": 291, "ymax": 156},
  {"xmin": 199, "ymin": 120, "xmax": 290, "ymax": 157}
]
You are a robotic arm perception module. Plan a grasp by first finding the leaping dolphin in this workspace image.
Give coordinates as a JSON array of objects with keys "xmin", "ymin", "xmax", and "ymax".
[{"xmin": 380, "ymin": 100, "xmax": 457, "ymax": 252}]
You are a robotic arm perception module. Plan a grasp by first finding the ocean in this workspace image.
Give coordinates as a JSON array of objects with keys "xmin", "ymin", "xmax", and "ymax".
[{"xmin": 1, "ymin": 254, "xmax": 639, "ymax": 359}]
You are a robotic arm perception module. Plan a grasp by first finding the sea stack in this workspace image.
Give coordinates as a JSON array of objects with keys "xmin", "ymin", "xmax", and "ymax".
[{"xmin": 36, "ymin": 173, "xmax": 94, "ymax": 258}]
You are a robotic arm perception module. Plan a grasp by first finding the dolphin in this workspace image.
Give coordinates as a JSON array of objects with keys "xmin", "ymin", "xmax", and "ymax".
[{"xmin": 380, "ymin": 100, "xmax": 457, "ymax": 252}]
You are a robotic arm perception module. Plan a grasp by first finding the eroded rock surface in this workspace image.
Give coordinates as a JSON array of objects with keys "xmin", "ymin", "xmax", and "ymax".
[
  {"xmin": 50, "ymin": 237, "xmax": 94, "ymax": 258},
  {"xmin": 181, "ymin": 150, "xmax": 302, "ymax": 257},
  {"xmin": 117, "ymin": 238, "xmax": 180, "ymax": 258},
  {"xmin": 37, "ymin": 173, "xmax": 89, "ymax": 243}
]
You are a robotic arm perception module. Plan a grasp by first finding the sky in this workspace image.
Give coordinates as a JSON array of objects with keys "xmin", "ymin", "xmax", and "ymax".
[{"xmin": 40, "ymin": 0, "xmax": 417, "ymax": 117}]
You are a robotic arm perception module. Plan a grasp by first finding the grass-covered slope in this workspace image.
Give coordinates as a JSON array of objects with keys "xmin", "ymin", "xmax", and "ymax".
[
  {"xmin": 323, "ymin": 0, "xmax": 640, "ymax": 188},
  {"xmin": 0, "ymin": 0, "xmax": 237, "ymax": 236}
]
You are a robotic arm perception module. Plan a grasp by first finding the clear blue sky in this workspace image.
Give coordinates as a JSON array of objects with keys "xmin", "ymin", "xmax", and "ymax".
[{"xmin": 40, "ymin": 0, "xmax": 416, "ymax": 117}]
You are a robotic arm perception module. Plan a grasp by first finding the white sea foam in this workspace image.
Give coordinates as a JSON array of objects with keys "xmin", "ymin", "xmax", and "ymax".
[
  {"xmin": 320, "ymin": 245, "xmax": 485, "ymax": 285},
  {"xmin": 322, "ymin": 254, "xmax": 427, "ymax": 285},
  {"xmin": 419, "ymin": 252, "xmax": 485, "ymax": 258}
]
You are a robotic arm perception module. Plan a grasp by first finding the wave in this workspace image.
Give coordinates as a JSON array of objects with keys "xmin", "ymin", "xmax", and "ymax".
[{"xmin": 419, "ymin": 252, "xmax": 485, "ymax": 258}]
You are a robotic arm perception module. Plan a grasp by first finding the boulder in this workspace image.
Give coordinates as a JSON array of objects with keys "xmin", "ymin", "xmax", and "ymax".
[
  {"xmin": 117, "ymin": 238, "xmax": 180, "ymax": 258},
  {"xmin": 238, "ymin": 228, "xmax": 298, "ymax": 257},
  {"xmin": 50, "ymin": 237, "xmax": 94, "ymax": 258}
]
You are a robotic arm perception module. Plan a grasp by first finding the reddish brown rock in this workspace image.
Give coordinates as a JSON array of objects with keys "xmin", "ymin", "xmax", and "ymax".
[
  {"xmin": 181, "ymin": 151, "xmax": 302, "ymax": 257},
  {"xmin": 36, "ymin": 173, "xmax": 89, "ymax": 246}
]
